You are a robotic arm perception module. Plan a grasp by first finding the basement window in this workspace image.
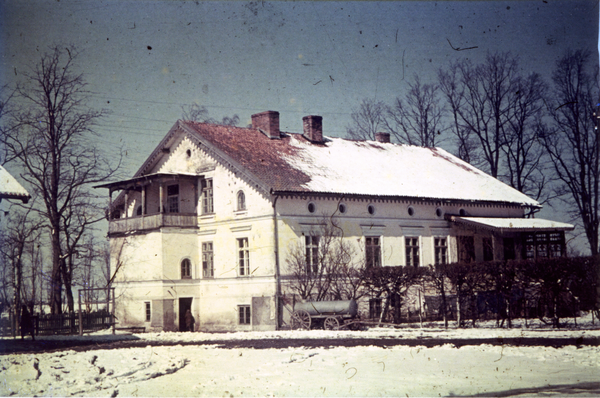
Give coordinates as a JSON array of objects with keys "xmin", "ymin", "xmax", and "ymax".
[
  {"xmin": 145, "ymin": 302, "xmax": 151, "ymax": 322},
  {"xmin": 238, "ymin": 305, "xmax": 251, "ymax": 325},
  {"xmin": 369, "ymin": 298, "xmax": 382, "ymax": 319}
]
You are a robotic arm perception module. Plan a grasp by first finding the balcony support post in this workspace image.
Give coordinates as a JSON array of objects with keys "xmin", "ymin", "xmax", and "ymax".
[
  {"xmin": 124, "ymin": 190, "xmax": 129, "ymax": 218},
  {"xmin": 159, "ymin": 183, "xmax": 164, "ymax": 214},
  {"xmin": 142, "ymin": 185, "xmax": 146, "ymax": 215},
  {"xmin": 108, "ymin": 189, "xmax": 113, "ymax": 220}
]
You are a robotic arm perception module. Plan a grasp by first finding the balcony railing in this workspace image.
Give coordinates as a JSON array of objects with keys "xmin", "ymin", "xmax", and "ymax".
[{"xmin": 109, "ymin": 213, "xmax": 197, "ymax": 234}]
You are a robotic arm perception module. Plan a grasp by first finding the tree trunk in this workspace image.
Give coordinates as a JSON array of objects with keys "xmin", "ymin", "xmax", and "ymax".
[
  {"xmin": 440, "ymin": 279, "xmax": 448, "ymax": 329},
  {"xmin": 50, "ymin": 227, "xmax": 62, "ymax": 314}
]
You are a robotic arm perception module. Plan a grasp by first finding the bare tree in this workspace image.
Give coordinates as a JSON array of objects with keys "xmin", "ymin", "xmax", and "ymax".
[
  {"xmin": 438, "ymin": 61, "xmax": 480, "ymax": 164},
  {"xmin": 1, "ymin": 45, "xmax": 120, "ymax": 314},
  {"xmin": 448, "ymin": 53, "xmax": 521, "ymax": 178},
  {"xmin": 285, "ymin": 215, "xmax": 362, "ymax": 301},
  {"xmin": 345, "ymin": 98, "xmax": 387, "ymax": 141},
  {"xmin": 181, "ymin": 103, "xmax": 239, "ymax": 126},
  {"xmin": 0, "ymin": 207, "xmax": 43, "ymax": 333},
  {"xmin": 385, "ymin": 76, "xmax": 445, "ymax": 147},
  {"xmin": 540, "ymin": 49, "xmax": 599, "ymax": 255},
  {"xmin": 363, "ymin": 266, "xmax": 426, "ymax": 325},
  {"xmin": 502, "ymin": 72, "xmax": 549, "ymax": 203}
]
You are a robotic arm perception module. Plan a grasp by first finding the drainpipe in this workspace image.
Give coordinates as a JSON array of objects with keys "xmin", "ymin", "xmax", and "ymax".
[{"xmin": 272, "ymin": 192, "xmax": 281, "ymax": 329}]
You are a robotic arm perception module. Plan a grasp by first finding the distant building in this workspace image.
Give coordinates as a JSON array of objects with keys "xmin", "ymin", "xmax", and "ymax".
[
  {"xmin": 0, "ymin": 165, "xmax": 30, "ymax": 204},
  {"xmin": 97, "ymin": 111, "xmax": 573, "ymax": 332}
]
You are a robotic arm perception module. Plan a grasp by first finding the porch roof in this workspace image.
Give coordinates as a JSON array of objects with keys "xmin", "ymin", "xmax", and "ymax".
[
  {"xmin": 94, "ymin": 172, "xmax": 198, "ymax": 192},
  {"xmin": 0, "ymin": 165, "xmax": 30, "ymax": 203},
  {"xmin": 448, "ymin": 216, "xmax": 575, "ymax": 234}
]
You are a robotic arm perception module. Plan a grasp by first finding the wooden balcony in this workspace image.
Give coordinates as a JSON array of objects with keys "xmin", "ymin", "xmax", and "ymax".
[{"xmin": 108, "ymin": 213, "xmax": 197, "ymax": 235}]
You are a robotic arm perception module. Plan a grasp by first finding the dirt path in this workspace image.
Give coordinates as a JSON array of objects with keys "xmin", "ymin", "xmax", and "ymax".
[{"xmin": 2, "ymin": 335, "xmax": 599, "ymax": 355}]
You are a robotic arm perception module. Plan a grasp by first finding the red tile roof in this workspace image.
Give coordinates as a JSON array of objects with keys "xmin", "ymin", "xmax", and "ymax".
[{"xmin": 181, "ymin": 121, "xmax": 312, "ymax": 192}]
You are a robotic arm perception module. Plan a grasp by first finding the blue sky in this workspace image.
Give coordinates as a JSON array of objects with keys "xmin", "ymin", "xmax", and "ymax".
[
  {"xmin": 1, "ymin": 0, "xmax": 598, "ymax": 249},
  {"xmin": 2, "ymin": 1, "xmax": 597, "ymax": 172}
]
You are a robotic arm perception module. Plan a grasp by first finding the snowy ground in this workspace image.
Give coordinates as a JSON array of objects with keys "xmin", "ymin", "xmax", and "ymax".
[{"xmin": 2, "ymin": 316, "xmax": 600, "ymax": 397}]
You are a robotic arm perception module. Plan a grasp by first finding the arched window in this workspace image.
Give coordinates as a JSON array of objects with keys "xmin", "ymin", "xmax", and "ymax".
[
  {"xmin": 181, "ymin": 259, "xmax": 191, "ymax": 279},
  {"xmin": 237, "ymin": 191, "xmax": 246, "ymax": 211}
]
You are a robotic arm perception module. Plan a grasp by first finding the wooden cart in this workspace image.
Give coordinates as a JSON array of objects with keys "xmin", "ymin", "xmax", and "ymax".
[{"xmin": 290, "ymin": 299, "xmax": 358, "ymax": 330}]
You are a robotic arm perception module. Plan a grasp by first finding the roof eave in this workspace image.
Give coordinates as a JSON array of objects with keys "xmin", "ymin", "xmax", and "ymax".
[
  {"xmin": 0, "ymin": 193, "xmax": 31, "ymax": 204},
  {"xmin": 270, "ymin": 189, "xmax": 541, "ymax": 208}
]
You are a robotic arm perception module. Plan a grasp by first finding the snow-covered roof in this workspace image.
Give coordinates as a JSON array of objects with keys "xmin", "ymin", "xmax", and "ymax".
[
  {"xmin": 179, "ymin": 121, "xmax": 540, "ymax": 208},
  {"xmin": 449, "ymin": 216, "xmax": 574, "ymax": 233},
  {"xmin": 0, "ymin": 165, "xmax": 30, "ymax": 203}
]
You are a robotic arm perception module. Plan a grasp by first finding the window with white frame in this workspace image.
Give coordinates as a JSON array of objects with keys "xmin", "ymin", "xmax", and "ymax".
[
  {"xmin": 238, "ymin": 305, "xmax": 251, "ymax": 325},
  {"xmin": 201, "ymin": 178, "xmax": 214, "ymax": 214},
  {"xmin": 434, "ymin": 237, "xmax": 447, "ymax": 265},
  {"xmin": 238, "ymin": 238, "xmax": 250, "ymax": 276},
  {"xmin": 145, "ymin": 302, "xmax": 151, "ymax": 322},
  {"xmin": 202, "ymin": 242, "xmax": 214, "ymax": 278},
  {"xmin": 167, "ymin": 184, "xmax": 179, "ymax": 213},
  {"xmin": 305, "ymin": 235, "xmax": 320, "ymax": 274},
  {"xmin": 365, "ymin": 237, "xmax": 381, "ymax": 268},
  {"xmin": 181, "ymin": 258, "xmax": 191, "ymax": 279},
  {"xmin": 406, "ymin": 237, "xmax": 420, "ymax": 267}
]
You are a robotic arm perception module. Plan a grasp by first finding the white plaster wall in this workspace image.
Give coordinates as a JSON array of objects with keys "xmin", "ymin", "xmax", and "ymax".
[
  {"xmin": 198, "ymin": 277, "xmax": 276, "ymax": 331},
  {"xmin": 154, "ymin": 136, "xmax": 216, "ymax": 175},
  {"xmin": 161, "ymin": 229, "xmax": 200, "ymax": 280},
  {"xmin": 275, "ymin": 196, "xmax": 525, "ymax": 271}
]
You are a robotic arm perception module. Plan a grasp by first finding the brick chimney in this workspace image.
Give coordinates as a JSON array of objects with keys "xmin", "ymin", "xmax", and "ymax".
[
  {"xmin": 302, "ymin": 115, "xmax": 323, "ymax": 143},
  {"xmin": 251, "ymin": 111, "xmax": 280, "ymax": 139},
  {"xmin": 375, "ymin": 132, "xmax": 390, "ymax": 143}
]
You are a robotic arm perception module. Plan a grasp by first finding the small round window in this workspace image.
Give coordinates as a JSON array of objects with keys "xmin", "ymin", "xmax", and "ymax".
[
  {"xmin": 307, "ymin": 202, "xmax": 316, "ymax": 213},
  {"xmin": 407, "ymin": 206, "xmax": 415, "ymax": 217},
  {"xmin": 367, "ymin": 204, "xmax": 376, "ymax": 215},
  {"xmin": 338, "ymin": 203, "xmax": 347, "ymax": 214},
  {"xmin": 436, "ymin": 208, "xmax": 443, "ymax": 218},
  {"xmin": 186, "ymin": 149, "xmax": 192, "ymax": 157}
]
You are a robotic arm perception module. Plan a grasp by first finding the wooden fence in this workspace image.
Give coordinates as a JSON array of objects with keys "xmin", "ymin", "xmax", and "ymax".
[{"xmin": 35, "ymin": 311, "xmax": 115, "ymax": 335}]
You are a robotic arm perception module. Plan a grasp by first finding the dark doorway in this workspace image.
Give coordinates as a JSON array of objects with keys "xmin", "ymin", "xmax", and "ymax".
[{"xmin": 178, "ymin": 297, "xmax": 193, "ymax": 331}]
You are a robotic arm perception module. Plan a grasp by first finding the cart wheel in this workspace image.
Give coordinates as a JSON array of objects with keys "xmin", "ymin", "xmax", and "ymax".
[
  {"xmin": 291, "ymin": 310, "xmax": 311, "ymax": 330},
  {"xmin": 324, "ymin": 316, "xmax": 340, "ymax": 330}
]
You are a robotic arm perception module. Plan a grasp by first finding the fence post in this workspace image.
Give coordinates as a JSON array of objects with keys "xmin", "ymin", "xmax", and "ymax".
[
  {"xmin": 112, "ymin": 288, "xmax": 116, "ymax": 335},
  {"xmin": 78, "ymin": 290, "xmax": 83, "ymax": 336}
]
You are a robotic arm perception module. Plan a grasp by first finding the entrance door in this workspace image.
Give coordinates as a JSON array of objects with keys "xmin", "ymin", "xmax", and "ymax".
[{"xmin": 179, "ymin": 297, "xmax": 193, "ymax": 331}]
